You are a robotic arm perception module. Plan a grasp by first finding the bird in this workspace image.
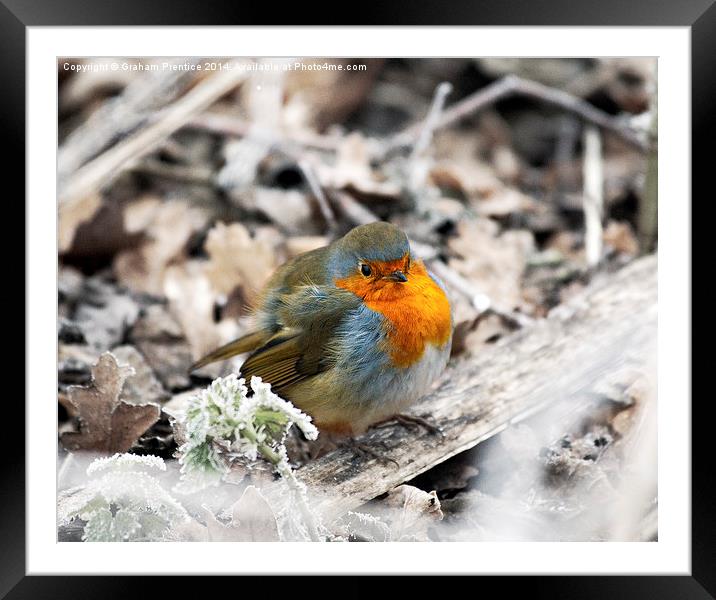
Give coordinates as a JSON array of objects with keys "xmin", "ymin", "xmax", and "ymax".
[{"xmin": 190, "ymin": 221, "xmax": 452, "ymax": 437}]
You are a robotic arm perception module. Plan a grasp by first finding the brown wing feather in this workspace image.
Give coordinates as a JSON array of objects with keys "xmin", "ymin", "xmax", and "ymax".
[
  {"xmin": 239, "ymin": 331, "xmax": 323, "ymax": 394},
  {"xmin": 189, "ymin": 329, "xmax": 271, "ymax": 372}
]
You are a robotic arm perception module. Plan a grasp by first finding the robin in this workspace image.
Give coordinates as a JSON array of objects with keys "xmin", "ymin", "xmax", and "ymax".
[{"xmin": 191, "ymin": 221, "xmax": 452, "ymax": 437}]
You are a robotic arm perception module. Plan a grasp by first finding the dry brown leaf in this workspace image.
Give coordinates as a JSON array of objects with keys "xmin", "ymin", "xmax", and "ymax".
[
  {"xmin": 316, "ymin": 133, "xmax": 400, "ymax": 198},
  {"xmin": 121, "ymin": 194, "xmax": 163, "ymax": 234},
  {"xmin": 251, "ymin": 188, "xmax": 314, "ymax": 235},
  {"xmin": 129, "ymin": 304, "xmax": 195, "ymax": 391},
  {"xmin": 283, "ymin": 59, "xmax": 382, "ymax": 131},
  {"xmin": 61, "ymin": 352, "xmax": 160, "ymax": 453},
  {"xmin": 475, "ymin": 188, "xmax": 537, "ymax": 218},
  {"xmin": 603, "ymin": 220, "xmax": 639, "ymax": 256},
  {"xmin": 463, "ymin": 313, "xmax": 511, "ymax": 355},
  {"xmin": 285, "ymin": 235, "xmax": 329, "ymax": 258},
  {"xmin": 448, "ymin": 219, "xmax": 534, "ymax": 311},
  {"xmin": 430, "ymin": 161, "xmax": 502, "ymax": 200},
  {"xmin": 204, "ymin": 486, "xmax": 280, "ymax": 542},
  {"xmin": 59, "ymin": 193, "xmax": 103, "ymax": 253},
  {"xmin": 204, "ymin": 222, "xmax": 280, "ymax": 299},
  {"xmin": 163, "ymin": 261, "xmax": 226, "ymax": 360},
  {"xmin": 114, "ymin": 200, "xmax": 208, "ymax": 295},
  {"xmin": 111, "ymin": 345, "xmax": 168, "ymax": 406},
  {"xmin": 492, "ymin": 145, "xmax": 522, "ymax": 182}
]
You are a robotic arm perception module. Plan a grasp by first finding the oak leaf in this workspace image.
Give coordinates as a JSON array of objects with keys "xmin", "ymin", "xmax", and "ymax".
[{"xmin": 61, "ymin": 353, "xmax": 160, "ymax": 453}]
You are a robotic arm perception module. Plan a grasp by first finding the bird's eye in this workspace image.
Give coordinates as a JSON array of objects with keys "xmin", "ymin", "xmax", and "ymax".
[{"xmin": 360, "ymin": 263, "xmax": 372, "ymax": 277}]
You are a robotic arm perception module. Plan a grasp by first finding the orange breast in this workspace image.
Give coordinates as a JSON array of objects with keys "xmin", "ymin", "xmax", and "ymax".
[{"xmin": 335, "ymin": 260, "xmax": 452, "ymax": 367}]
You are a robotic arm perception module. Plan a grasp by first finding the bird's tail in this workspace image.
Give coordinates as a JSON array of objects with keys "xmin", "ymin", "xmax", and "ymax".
[{"xmin": 189, "ymin": 330, "xmax": 269, "ymax": 372}]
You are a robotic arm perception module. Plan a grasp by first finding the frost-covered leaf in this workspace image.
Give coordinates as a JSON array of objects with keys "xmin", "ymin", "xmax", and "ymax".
[
  {"xmin": 203, "ymin": 486, "xmax": 279, "ymax": 541},
  {"xmin": 72, "ymin": 278, "xmax": 140, "ymax": 352},
  {"xmin": 381, "ymin": 485, "xmax": 443, "ymax": 541},
  {"xmin": 59, "ymin": 453, "xmax": 190, "ymax": 542},
  {"xmin": 173, "ymin": 374, "xmax": 318, "ymax": 494},
  {"xmin": 61, "ymin": 353, "xmax": 161, "ymax": 454},
  {"xmin": 334, "ymin": 511, "xmax": 391, "ymax": 542}
]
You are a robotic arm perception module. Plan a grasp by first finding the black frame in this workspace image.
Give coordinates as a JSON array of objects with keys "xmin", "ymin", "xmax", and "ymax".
[{"xmin": 9, "ymin": 0, "xmax": 706, "ymax": 595}]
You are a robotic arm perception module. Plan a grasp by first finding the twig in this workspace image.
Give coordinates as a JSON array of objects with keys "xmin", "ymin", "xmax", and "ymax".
[
  {"xmin": 186, "ymin": 112, "xmax": 342, "ymax": 152},
  {"xmin": 58, "ymin": 59, "xmax": 200, "ymax": 182},
  {"xmin": 298, "ymin": 160, "xmax": 338, "ymax": 234},
  {"xmin": 582, "ymin": 125, "xmax": 605, "ymax": 267},
  {"xmin": 410, "ymin": 82, "xmax": 453, "ymax": 160},
  {"xmin": 330, "ymin": 191, "xmax": 380, "ymax": 226},
  {"xmin": 57, "ymin": 452, "xmax": 75, "ymax": 489},
  {"xmin": 387, "ymin": 75, "xmax": 648, "ymax": 155},
  {"xmin": 130, "ymin": 159, "xmax": 215, "ymax": 185},
  {"xmin": 59, "ymin": 62, "xmax": 250, "ymax": 207},
  {"xmin": 638, "ymin": 75, "xmax": 658, "ymax": 254}
]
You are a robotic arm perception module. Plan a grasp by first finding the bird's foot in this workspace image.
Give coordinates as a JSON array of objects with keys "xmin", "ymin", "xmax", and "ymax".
[
  {"xmin": 341, "ymin": 438, "xmax": 399, "ymax": 467},
  {"xmin": 375, "ymin": 413, "xmax": 445, "ymax": 438}
]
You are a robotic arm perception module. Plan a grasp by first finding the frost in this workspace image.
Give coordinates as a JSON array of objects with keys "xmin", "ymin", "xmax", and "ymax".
[
  {"xmin": 173, "ymin": 374, "xmax": 317, "ymax": 494},
  {"xmin": 58, "ymin": 453, "xmax": 189, "ymax": 542},
  {"xmin": 173, "ymin": 374, "xmax": 322, "ymax": 540}
]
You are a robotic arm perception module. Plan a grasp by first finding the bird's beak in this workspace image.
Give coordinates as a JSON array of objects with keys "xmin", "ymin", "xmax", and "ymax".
[{"xmin": 385, "ymin": 270, "xmax": 408, "ymax": 283}]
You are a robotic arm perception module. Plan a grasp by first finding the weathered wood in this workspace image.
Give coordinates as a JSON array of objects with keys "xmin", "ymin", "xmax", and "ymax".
[{"xmin": 296, "ymin": 255, "xmax": 657, "ymax": 519}]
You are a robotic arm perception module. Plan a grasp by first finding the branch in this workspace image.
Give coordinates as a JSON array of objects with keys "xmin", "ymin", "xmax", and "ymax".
[
  {"xmin": 387, "ymin": 75, "xmax": 648, "ymax": 154},
  {"xmin": 295, "ymin": 255, "xmax": 656, "ymax": 519},
  {"xmin": 58, "ymin": 63, "xmax": 250, "ymax": 207},
  {"xmin": 58, "ymin": 60, "xmax": 200, "ymax": 182}
]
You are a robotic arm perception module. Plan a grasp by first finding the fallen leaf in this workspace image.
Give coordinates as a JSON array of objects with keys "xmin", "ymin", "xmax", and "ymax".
[
  {"xmin": 475, "ymin": 187, "xmax": 537, "ymax": 218},
  {"xmin": 217, "ymin": 137, "xmax": 272, "ymax": 193},
  {"xmin": 61, "ymin": 353, "xmax": 160, "ymax": 453},
  {"xmin": 603, "ymin": 220, "xmax": 639, "ymax": 256},
  {"xmin": 463, "ymin": 313, "xmax": 511, "ymax": 355},
  {"xmin": 251, "ymin": 187, "xmax": 315, "ymax": 235},
  {"xmin": 285, "ymin": 235, "xmax": 329, "ymax": 258},
  {"xmin": 381, "ymin": 485, "xmax": 443, "ymax": 541},
  {"xmin": 111, "ymin": 345, "xmax": 169, "ymax": 405},
  {"xmin": 492, "ymin": 145, "xmax": 522, "ymax": 182},
  {"xmin": 203, "ymin": 486, "xmax": 280, "ymax": 541},
  {"xmin": 316, "ymin": 132, "xmax": 400, "ymax": 198},
  {"xmin": 114, "ymin": 200, "xmax": 208, "ymax": 295},
  {"xmin": 59, "ymin": 193, "xmax": 103, "ymax": 253},
  {"xmin": 129, "ymin": 304, "xmax": 194, "ymax": 391},
  {"xmin": 448, "ymin": 218, "xmax": 534, "ymax": 312},
  {"xmin": 429, "ymin": 161, "xmax": 501, "ymax": 200},
  {"xmin": 204, "ymin": 222, "xmax": 280, "ymax": 299},
  {"xmin": 163, "ymin": 261, "xmax": 224, "ymax": 360},
  {"xmin": 334, "ymin": 511, "xmax": 391, "ymax": 542},
  {"xmin": 284, "ymin": 59, "xmax": 382, "ymax": 131},
  {"xmin": 73, "ymin": 277, "xmax": 141, "ymax": 352}
]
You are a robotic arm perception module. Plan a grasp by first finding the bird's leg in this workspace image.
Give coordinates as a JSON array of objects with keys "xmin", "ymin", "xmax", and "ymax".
[
  {"xmin": 310, "ymin": 430, "xmax": 399, "ymax": 466},
  {"xmin": 374, "ymin": 413, "xmax": 445, "ymax": 437},
  {"xmin": 341, "ymin": 437, "xmax": 399, "ymax": 467}
]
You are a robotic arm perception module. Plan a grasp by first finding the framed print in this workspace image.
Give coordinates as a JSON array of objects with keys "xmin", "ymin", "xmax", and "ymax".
[{"xmin": 9, "ymin": 0, "xmax": 707, "ymax": 595}]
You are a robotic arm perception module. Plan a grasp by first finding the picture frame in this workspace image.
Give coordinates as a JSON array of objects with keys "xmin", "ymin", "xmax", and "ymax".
[{"xmin": 10, "ymin": 0, "xmax": 705, "ymax": 593}]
